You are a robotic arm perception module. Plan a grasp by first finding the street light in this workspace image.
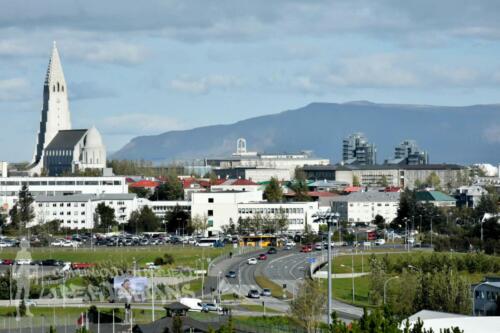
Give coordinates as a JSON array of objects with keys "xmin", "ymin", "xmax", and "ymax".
[
  {"xmin": 384, "ymin": 276, "xmax": 399, "ymax": 305},
  {"xmin": 312, "ymin": 210, "xmax": 340, "ymax": 326}
]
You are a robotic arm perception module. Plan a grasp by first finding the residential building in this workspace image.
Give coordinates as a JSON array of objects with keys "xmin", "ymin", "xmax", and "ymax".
[
  {"xmin": 415, "ymin": 191, "xmax": 456, "ymax": 207},
  {"xmin": 0, "ymin": 162, "xmax": 7, "ymax": 178},
  {"xmin": 455, "ymin": 185, "xmax": 489, "ymax": 208},
  {"xmin": 387, "ymin": 139, "xmax": 428, "ymax": 165},
  {"xmin": 32, "ymin": 193, "xmax": 138, "ymax": 229},
  {"xmin": 342, "ymin": 133, "xmax": 376, "ymax": 165},
  {"xmin": 214, "ymin": 167, "xmax": 291, "ymax": 182},
  {"xmin": 472, "ymin": 277, "xmax": 500, "ymax": 316},
  {"xmin": 330, "ymin": 191, "xmax": 400, "ymax": 223},
  {"xmin": 302, "ymin": 165, "xmax": 353, "ymax": 183}
]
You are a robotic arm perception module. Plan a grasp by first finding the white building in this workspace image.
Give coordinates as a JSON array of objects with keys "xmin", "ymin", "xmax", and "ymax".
[
  {"xmin": 28, "ymin": 42, "xmax": 106, "ymax": 176},
  {"xmin": 210, "ymin": 179, "xmax": 262, "ymax": 192},
  {"xmin": 191, "ymin": 190, "xmax": 320, "ymax": 235},
  {"xmin": 331, "ymin": 192, "xmax": 400, "ymax": 223},
  {"xmin": 0, "ymin": 176, "xmax": 128, "ymax": 211},
  {"xmin": 0, "ymin": 162, "xmax": 7, "ymax": 178},
  {"xmin": 33, "ymin": 193, "xmax": 138, "ymax": 229}
]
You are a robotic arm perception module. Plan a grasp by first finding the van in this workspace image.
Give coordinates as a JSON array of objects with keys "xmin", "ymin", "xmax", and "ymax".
[{"xmin": 179, "ymin": 297, "xmax": 203, "ymax": 311}]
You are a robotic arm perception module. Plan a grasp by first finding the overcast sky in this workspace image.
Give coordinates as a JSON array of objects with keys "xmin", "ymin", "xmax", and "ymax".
[{"xmin": 2, "ymin": 0, "xmax": 500, "ymax": 161}]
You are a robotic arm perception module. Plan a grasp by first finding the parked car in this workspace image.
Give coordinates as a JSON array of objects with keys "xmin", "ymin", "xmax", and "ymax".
[
  {"xmin": 247, "ymin": 258, "xmax": 258, "ymax": 265},
  {"xmin": 300, "ymin": 245, "xmax": 312, "ymax": 253},
  {"xmin": 314, "ymin": 243, "xmax": 323, "ymax": 251},
  {"xmin": 25, "ymin": 300, "xmax": 37, "ymax": 307},
  {"xmin": 16, "ymin": 259, "xmax": 32, "ymax": 265},
  {"xmin": 284, "ymin": 244, "xmax": 293, "ymax": 250},
  {"xmin": 260, "ymin": 288, "xmax": 272, "ymax": 297},
  {"xmin": 50, "ymin": 239, "xmax": 64, "ymax": 247},
  {"xmin": 226, "ymin": 271, "xmax": 237, "ymax": 278},
  {"xmin": 374, "ymin": 239, "xmax": 386, "ymax": 246},
  {"xmin": 247, "ymin": 289, "xmax": 260, "ymax": 299},
  {"xmin": 258, "ymin": 254, "xmax": 268, "ymax": 261}
]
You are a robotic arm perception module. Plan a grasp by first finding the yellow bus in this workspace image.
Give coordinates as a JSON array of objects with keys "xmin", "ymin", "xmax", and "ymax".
[{"xmin": 239, "ymin": 235, "xmax": 279, "ymax": 247}]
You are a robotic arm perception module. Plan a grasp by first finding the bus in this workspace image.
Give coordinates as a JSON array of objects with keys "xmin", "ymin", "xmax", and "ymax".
[
  {"xmin": 238, "ymin": 235, "xmax": 279, "ymax": 247},
  {"xmin": 195, "ymin": 238, "xmax": 224, "ymax": 247}
]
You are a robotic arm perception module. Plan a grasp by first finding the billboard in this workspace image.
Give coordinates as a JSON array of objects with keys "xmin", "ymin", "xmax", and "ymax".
[{"xmin": 113, "ymin": 276, "xmax": 149, "ymax": 303}]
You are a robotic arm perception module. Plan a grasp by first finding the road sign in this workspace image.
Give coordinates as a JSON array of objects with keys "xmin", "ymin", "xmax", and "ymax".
[{"xmin": 307, "ymin": 257, "xmax": 316, "ymax": 264}]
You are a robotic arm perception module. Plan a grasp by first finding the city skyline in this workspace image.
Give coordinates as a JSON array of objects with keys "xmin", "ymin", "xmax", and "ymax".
[{"xmin": 2, "ymin": 1, "xmax": 500, "ymax": 161}]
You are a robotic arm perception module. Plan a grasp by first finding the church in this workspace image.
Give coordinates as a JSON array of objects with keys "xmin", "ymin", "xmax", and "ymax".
[{"xmin": 28, "ymin": 43, "xmax": 107, "ymax": 176}]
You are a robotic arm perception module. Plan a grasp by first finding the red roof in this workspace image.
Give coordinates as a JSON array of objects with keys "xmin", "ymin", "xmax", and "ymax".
[
  {"xmin": 307, "ymin": 191, "xmax": 338, "ymax": 197},
  {"xmin": 129, "ymin": 180, "xmax": 160, "ymax": 188},
  {"xmin": 384, "ymin": 186, "xmax": 401, "ymax": 192},
  {"xmin": 230, "ymin": 179, "xmax": 258, "ymax": 186}
]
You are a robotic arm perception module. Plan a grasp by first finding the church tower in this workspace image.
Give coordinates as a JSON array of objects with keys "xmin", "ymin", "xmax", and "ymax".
[{"xmin": 30, "ymin": 42, "xmax": 72, "ymax": 173}]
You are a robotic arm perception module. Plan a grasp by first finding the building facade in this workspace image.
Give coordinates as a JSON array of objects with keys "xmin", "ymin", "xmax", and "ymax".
[
  {"xmin": 472, "ymin": 277, "xmax": 500, "ymax": 316},
  {"xmin": 387, "ymin": 139, "xmax": 428, "ymax": 165},
  {"xmin": 342, "ymin": 133, "xmax": 377, "ymax": 166},
  {"xmin": 331, "ymin": 192, "xmax": 400, "ymax": 223}
]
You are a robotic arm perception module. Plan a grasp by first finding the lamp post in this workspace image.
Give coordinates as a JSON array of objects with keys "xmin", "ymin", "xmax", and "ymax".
[
  {"xmin": 384, "ymin": 276, "xmax": 399, "ymax": 305},
  {"xmin": 312, "ymin": 210, "xmax": 340, "ymax": 326}
]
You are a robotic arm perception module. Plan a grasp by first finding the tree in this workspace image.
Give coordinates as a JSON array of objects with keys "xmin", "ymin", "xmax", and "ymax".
[
  {"xmin": 190, "ymin": 214, "xmax": 208, "ymax": 236},
  {"xmin": 352, "ymin": 175, "xmax": 360, "ymax": 187},
  {"xmin": 274, "ymin": 208, "xmax": 289, "ymax": 234},
  {"xmin": 373, "ymin": 215, "xmax": 386, "ymax": 230},
  {"xmin": 378, "ymin": 175, "xmax": 389, "ymax": 187},
  {"xmin": 264, "ymin": 177, "xmax": 283, "ymax": 202},
  {"xmin": 152, "ymin": 176, "xmax": 183, "ymax": 201},
  {"xmin": 165, "ymin": 205, "xmax": 191, "ymax": 234},
  {"xmin": 474, "ymin": 193, "xmax": 498, "ymax": 220},
  {"xmin": 291, "ymin": 168, "xmax": 311, "ymax": 202},
  {"xmin": 18, "ymin": 184, "xmax": 34, "ymax": 231},
  {"xmin": 424, "ymin": 172, "xmax": 441, "ymax": 190},
  {"xmin": 172, "ymin": 315, "xmax": 183, "ymax": 333},
  {"xmin": 129, "ymin": 186, "xmax": 150, "ymax": 198},
  {"xmin": 289, "ymin": 279, "xmax": 326, "ymax": 333},
  {"xmin": 95, "ymin": 203, "xmax": 116, "ymax": 231},
  {"xmin": 126, "ymin": 206, "xmax": 160, "ymax": 233}
]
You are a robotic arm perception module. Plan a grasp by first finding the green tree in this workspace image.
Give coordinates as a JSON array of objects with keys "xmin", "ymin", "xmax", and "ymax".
[
  {"xmin": 424, "ymin": 172, "xmax": 441, "ymax": 190},
  {"xmin": 291, "ymin": 168, "xmax": 311, "ymax": 202},
  {"xmin": 129, "ymin": 186, "xmax": 150, "ymax": 198},
  {"xmin": 127, "ymin": 206, "xmax": 160, "ymax": 233},
  {"xmin": 189, "ymin": 214, "xmax": 208, "ymax": 236},
  {"xmin": 289, "ymin": 278, "xmax": 326, "ymax": 333},
  {"xmin": 274, "ymin": 208, "xmax": 289, "ymax": 234},
  {"xmin": 165, "ymin": 205, "xmax": 191, "ymax": 234},
  {"xmin": 264, "ymin": 177, "xmax": 283, "ymax": 202},
  {"xmin": 48, "ymin": 326, "xmax": 56, "ymax": 333},
  {"xmin": 352, "ymin": 175, "xmax": 360, "ymax": 187},
  {"xmin": 378, "ymin": 175, "xmax": 389, "ymax": 187},
  {"xmin": 172, "ymin": 315, "xmax": 183, "ymax": 333},
  {"xmin": 373, "ymin": 214, "xmax": 386, "ymax": 230},
  {"xmin": 152, "ymin": 176, "xmax": 183, "ymax": 201},
  {"xmin": 474, "ymin": 193, "xmax": 498, "ymax": 220},
  {"xmin": 18, "ymin": 184, "xmax": 34, "ymax": 231},
  {"xmin": 95, "ymin": 203, "xmax": 116, "ymax": 231}
]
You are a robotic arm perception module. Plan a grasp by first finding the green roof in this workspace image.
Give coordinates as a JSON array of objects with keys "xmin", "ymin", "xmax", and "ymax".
[{"xmin": 416, "ymin": 191, "xmax": 456, "ymax": 202}]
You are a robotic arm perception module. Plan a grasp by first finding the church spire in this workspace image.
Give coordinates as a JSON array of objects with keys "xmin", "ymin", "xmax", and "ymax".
[{"xmin": 44, "ymin": 41, "xmax": 66, "ymax": 89}]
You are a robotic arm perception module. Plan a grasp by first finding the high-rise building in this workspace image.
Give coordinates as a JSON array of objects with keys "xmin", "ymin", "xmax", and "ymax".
[
  {"xmin": 388, "ymin": 139, "xmax": 428, "ymax": 165},
  {"xmin": 342, "ymin": 133, "xmax": 376, "ymax": 165}
]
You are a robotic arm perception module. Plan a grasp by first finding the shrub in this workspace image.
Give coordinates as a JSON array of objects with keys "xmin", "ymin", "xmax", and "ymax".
[{"xmin": 163, "ymin": 253, "xmax": 175, "ymax": 265}]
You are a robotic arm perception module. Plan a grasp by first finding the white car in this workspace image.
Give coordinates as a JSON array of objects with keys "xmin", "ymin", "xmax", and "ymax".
[
  {"xmin": 50, "ymin": 239, "xmax": 64, "ymax": 247},
  {"xmin": 247, "ymin": 258, "xmax": 258, "ymax": 265},
  {"xmin": 16, "ymin": 259, "xmax": 32, "ymax": 265},
  {"xmin": 25, "ymin": 300, "xmax": 37, "ymax": 307},
  {"xmin": 61, "ymin": 240, "xmax": 75, "ymax": 247},
  {"xmin": 374, "ymin": 239, "xmax": 386, "ymax": 246}
]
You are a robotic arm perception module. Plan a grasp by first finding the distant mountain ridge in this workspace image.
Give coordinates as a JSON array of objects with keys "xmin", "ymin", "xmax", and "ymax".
[{"xmin": 112, "ymin": 102, "xmax": 500, "ymax": 164}]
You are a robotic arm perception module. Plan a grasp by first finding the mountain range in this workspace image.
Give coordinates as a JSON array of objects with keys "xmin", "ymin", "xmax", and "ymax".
[{"xmin": 112, "ymin": 101, "xmax": 500, "ymax": 165}]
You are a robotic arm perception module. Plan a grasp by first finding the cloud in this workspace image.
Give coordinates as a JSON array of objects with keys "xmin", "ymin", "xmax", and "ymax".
[
  {"xmin": 62, "ymin": 40, "xmax": 148, "ymax": 65},
  {"xmin": 2, "ymin": 1, "xmax": 500, "ymax": 45},
  {"xmin": 69, "ymin": 81, "xmax": 117, "ymax": 100},
  {"xmin": 483, "ymin": 124, "xmax": 500, "ymax": 143},
  {"xmin": 169, "ymin": 75, "xmax": 241, "ymax": 94},
  {"xmin": 0, "ymin": 78, "xmax": 31, "ymax": 101},
  {"xmin": 101, "ymin": 113, "xmax": 184, "ymax": 135}
]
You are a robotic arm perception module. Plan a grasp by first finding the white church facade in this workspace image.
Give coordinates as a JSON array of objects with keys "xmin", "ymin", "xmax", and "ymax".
[{"xmin": 28, "ymin": 43, "xmax": 106, "ymax": 176}]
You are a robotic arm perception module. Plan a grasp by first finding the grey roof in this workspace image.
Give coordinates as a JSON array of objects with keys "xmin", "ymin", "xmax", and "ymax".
[
  {"xmin": 408, "ymin": 310, "xmax": 467, "ymax": 322},
  {"xmin": 45, "ymin": 129, "xmax": 87, "ymax": 150},
  {"xmin": 471, "ymin": 281, "xmax": 500, "ymax": 289},
  {"xmin": 303, "ymin": 164, "xmax": 465, "ymax": 172},
  {"xmin": 331, "ymin": 191, "xmax": 400, "ymax": 202},
  {"xmin": 35, "ymin": 193, "xmax": 136, "ymax": 202},
  {"xmin": 309, "ymin": 180, "xmax": 350, "ymax": 187}
]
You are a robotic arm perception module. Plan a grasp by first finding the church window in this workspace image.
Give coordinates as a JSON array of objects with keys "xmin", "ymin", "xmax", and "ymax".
[
  {"xmin": 57, "ymin": 82, "xmax": 60, "ymax": 92},
  {"xmin": 61, "ymin": 85, "xmax": 64, "ymax": 92},
  {"xmin": 53, "ymin": 85, "xmax": 55, "ymax": 92}
]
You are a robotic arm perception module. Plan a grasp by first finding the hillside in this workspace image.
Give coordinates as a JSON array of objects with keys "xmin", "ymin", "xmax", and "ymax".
[{"xmin": 112, "ymin": 101, "xmax": 500, "ymax": 164}]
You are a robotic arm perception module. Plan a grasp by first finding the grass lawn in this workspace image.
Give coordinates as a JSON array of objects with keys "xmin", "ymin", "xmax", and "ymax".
[
  {"xmin": 0, "ymin": 246, "xmax": 231, "ymax": 269},
  {"xmin": 325, "ymin": 276, "xmax": 372, "ymax": 308},
  {"xmin": 236, "ymin": 304, "xmax": 280, "ymax": 314},
  {"xmin": 254, "ymin": 275, "xmax": 292, "ymax": 299}
]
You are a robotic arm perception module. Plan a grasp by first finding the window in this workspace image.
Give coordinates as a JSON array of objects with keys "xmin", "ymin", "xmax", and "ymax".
[
  {"xmin": 208, "ymin": 210, "xmax": 214, "ymax": 217},
  {"xmin": 208, "ymin": 198, "xmax": 214, "ymax": 203}
]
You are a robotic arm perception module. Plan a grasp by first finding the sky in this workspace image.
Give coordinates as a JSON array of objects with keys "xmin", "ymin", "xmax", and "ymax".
[{"xmin": 2, "ymin": 0, "xmax": 500, "ymax": 161}]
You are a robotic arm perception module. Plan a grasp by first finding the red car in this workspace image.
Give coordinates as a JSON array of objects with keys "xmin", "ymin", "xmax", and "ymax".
[
  {"xmin": 1, "ymin": 259, "xmax": 13, "ymax": 265},
  {"xmin": 300, "ymin": 245, "xmax": 313, "ymax": 253},
  {"xmin": 71, "ymin": 263, "xmax": 95, "ymax": 270},
  {"xmin": 258, "ymin": 254, "xmax": 268, "ymax": 260}
]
